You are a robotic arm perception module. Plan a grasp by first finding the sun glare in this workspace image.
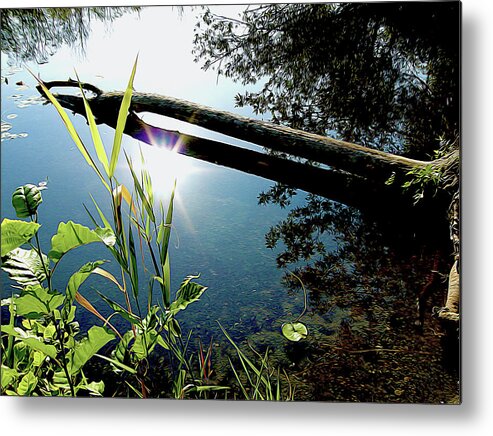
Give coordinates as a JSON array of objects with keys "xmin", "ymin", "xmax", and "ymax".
[{"xmin": 148, "ymin": 147, "xmax": 198, "ymax": 192}]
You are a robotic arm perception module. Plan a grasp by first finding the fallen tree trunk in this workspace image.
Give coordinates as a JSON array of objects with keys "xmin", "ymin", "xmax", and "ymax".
[{"xmin": 37, "ymin": 80, "xmax": 431, "ymax": 184}]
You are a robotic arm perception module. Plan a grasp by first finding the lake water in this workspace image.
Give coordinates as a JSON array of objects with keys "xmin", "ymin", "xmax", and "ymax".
[
  {"xmin": 1, "ymin": 6, "xmax": 459, "ymax": 402},
  {"xmin": 1, "ymin": 6, "xmax": 316, "ymax": 343}
]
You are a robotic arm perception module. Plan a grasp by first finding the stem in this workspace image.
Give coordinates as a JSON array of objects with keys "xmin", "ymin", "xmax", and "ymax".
[
  {"xmin": 288, "ymin": 270, "xmax": 307, "ymax": 322},
  {"xmin": 31, "ymin": 213, "xmax": 51, "ymax": 290},
  {"xmin": 30, "ymin": 212, "xmax": 76, "ymax": 396},
  {"xmin": 120, "ymin": 268, "xmax": 137, "ymax": 337},
  {"xmin": 53, "ymin": 318, "xmax": 76, "ymax": 397}
]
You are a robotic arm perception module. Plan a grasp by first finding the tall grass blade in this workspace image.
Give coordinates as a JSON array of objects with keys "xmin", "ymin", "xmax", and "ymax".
[
  {"xmin": 158, "ymin": 179, "xmax": 176, "ymax": 266},
  {"xmin": 97, "ymin": 291, "xmax": 141, "ymax": 325},
  {"xmin": 94, "ymin": 353, "xmax": 137, "ymax": 375},
  {"xmin": 89, "ymin": 195, "xmax": 112, "ymax": 229},
  {"xmin": 109, "ymin": 55, "xmax": 138, "ymax": 177},
  {"xmin": 127, "ymin": 220, "xmax": 139, "ymax": 300},
  {"xmin": 162, "ymin": 252, "xmax": 171, "ymax": 308},
  {"xmin": 124, "ymin": 152, "xmax": 155, "ymax": 222},
  {"xmin": 125, "ymin": 380, "xmax": 144, "ymax": 398},
  {"xmin": 228, "ymin": 357, "xmax": 249, "ymax": 399},
  {"xmin": 33, "ymin": 75, "xmax": 110, "ymax": 192},
  {"xmin": 115, "ymin": 184, "xmax": 138, "ymax": 217},
  {"xmin": 6, "ymin": 297, "xmax": 15, "ymax": 368},
  {"xmin": 75, "ymin": 71, "xmax": 109, "ymax": 175},
  {"xmin": 74, "ymin": 292, "xmax": 121, "ymax": 339},
  {"xmin": 92, "ymin": 267, "xmax": 124, "ymax": 292}
]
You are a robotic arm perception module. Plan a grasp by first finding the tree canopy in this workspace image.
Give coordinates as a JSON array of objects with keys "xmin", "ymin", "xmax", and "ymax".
[{"xmin": 193, "ymin": 2, "xmax": 460, "ymax": 158}]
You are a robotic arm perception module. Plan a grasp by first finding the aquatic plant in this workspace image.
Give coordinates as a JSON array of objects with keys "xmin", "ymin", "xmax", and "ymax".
[
  {"xmin": 1, "ymin": 59, "xmax": 226, "ymax": 398},
  {"xmin": 1, "ymin": 184, "xmax": 116, "ymax": 396},
  {"xmin": 218, "ymin": 322, "xmax": 295, "ymax": 401}
]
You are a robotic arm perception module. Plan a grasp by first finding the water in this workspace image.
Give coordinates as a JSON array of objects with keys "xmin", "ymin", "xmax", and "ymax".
[
  {"xmin": 1, "ymin": 6, "xmax": 313, "ymax": 344},
  {"xmin": 1, "ymin": 6, "xmax": 459, "ymax": 402}
]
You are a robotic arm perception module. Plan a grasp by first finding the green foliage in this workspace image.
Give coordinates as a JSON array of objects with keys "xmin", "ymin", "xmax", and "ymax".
[
  {"xmin": 4, "ymin": 64, "xmax": 222, "ymax": 399},
  {"xmin": 280, "ymin": 271, "xmax": 308, "ymax": 342},
  {"xmin": 219, "ymin": 323, "xmax": 294, "ymax": 401},
  {"xmin": 2, "ymin": 248, "xmax": 48, "ymax": 286},
  {"xmin": 1, "ymin": 218, "xmax": 40, "ymax": 256},
  {"xmin": 110, "ymin": 59, "xmax": 138, "ymax": 178},
  {"xmin": 281, "ymin": 322, "xmax": 308, "ymax": 342},
  {"xmin": 67, "ymin": 326, "xmax": 115, "ymax": 375},
  {"xmin": 14, "ymin": 285, "xmax": 64, "ymax": 318},
  {"xmin": 1, "ymin": 210, "xmax": 112, "ymax": 396},
  {"xmin": 1, "ymin": 324, "xmax": 58, "ymax": 359},
  {"xmin": 402, "ymin": 164, "xmax": 443, "ymax": 205},
  {"xmin": 48, "ymin": 221, "xmax": 115, "ymax": 263},
  {"xmin": 169, "ymin": 275, "xmax": 208, "ymax": 316},
  {"xmin": 11, "ymin": 184, "xmax": 44, "ymax": 218}
]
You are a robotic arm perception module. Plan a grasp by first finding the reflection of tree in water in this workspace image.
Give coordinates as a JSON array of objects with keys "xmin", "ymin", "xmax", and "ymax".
[
  {"xmin": 260, "ymin": 191, "xmax": 458, "ymax": 402},
  {"xmin": 193, "ymin": 1, "xmax": 460, "ymax": 401},
  {"xmin": 1, "ymin": 7, "xmax": 140, "ymax": 64}
]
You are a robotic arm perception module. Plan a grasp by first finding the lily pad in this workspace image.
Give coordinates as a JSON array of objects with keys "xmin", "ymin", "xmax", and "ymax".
[
  {"xmin": 1, "ymin": 122, "xmax": 12, "ymax": 133},
  {"xmin": 281, "ymin": 322, "xmax": 308, "ymax": 342}
]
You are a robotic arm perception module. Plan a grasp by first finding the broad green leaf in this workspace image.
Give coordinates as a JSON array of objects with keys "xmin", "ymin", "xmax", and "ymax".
[
  {"xmin": 32, "ymin": 351, "xmax": 46, "ymax": 367},
  {"xmin": 75, "ymin": 72, "xmax": 109, "ymax": 175},
  {"xmin": 281, "ymin": 322, "xmax": 308, "ymax": 342},
  {"xmin": 1, "ymin": 219, "xmax": 41, "ymax": 256},
  {"xmin": 49, "ymin": 221, "xmax": 115, "ymax": 262},
  {"xmin": 67, "ymin": 326, "xmax": 115, "ymax": 375},
  {"xmin": 109, "ymin": 56, "xmax": 138, "ymax": 177},
  {"xmin": 169, "ymin": 275, "xmax": 207, "ymax": 315},
  {"xmin": 17, "ymin": 371, "xmax": 38, "ymax": 396},
  {"xmin": 131, "ymin": 329, "xmax": 159, "ymax": 360},
  {"xmin": 2, "ymin": 248, "xmax": 48, "ymax": 287},
  {"xmin": 156, "ymin": 335, "xmax": 170, "ymax": 351},
  {"xmin": 1, "ymin": 365, "xmax": 18, "ymax": 389},
  {"xmin": 97, "ymin": 292, "xmax": 141, "ymax": 325},
  {"xmin": 34, "ymin": 77, "xmax": 110, "ymax": 192},
  {"xmin": 43, "ymin": 324, "xmax": 56, "ymax": 340},
  {"xmin": 15, "ymin": 285, "xmax": 64, "ymax": 318},
  {"xmin": 65, "ymin": 260, "xmax": 106, "ymax": 311},
  {"xmin": 113, "ymin": 330, "xmax": 134, "ymax": 365},
  {"xmin": 82, "ymin": 380, "xmax": 105, "ymax": 396},
  {"xmin": 13, "ymin": 341, "xmax": 28, "ymax": 368},
  {"xmin": 165, "ymin": 317, "xmax": 182, "ymax": 338},
  {"xmin": 94, "ymin": 228, "xmax": 116, "ymax": 245},
  {"xmin": 1, "ymin": 325, "xmax": 57, "ymax": 358},
  {"xmin": 11, "ymin": 184, "xmax": 43, "ymax": 218}
]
